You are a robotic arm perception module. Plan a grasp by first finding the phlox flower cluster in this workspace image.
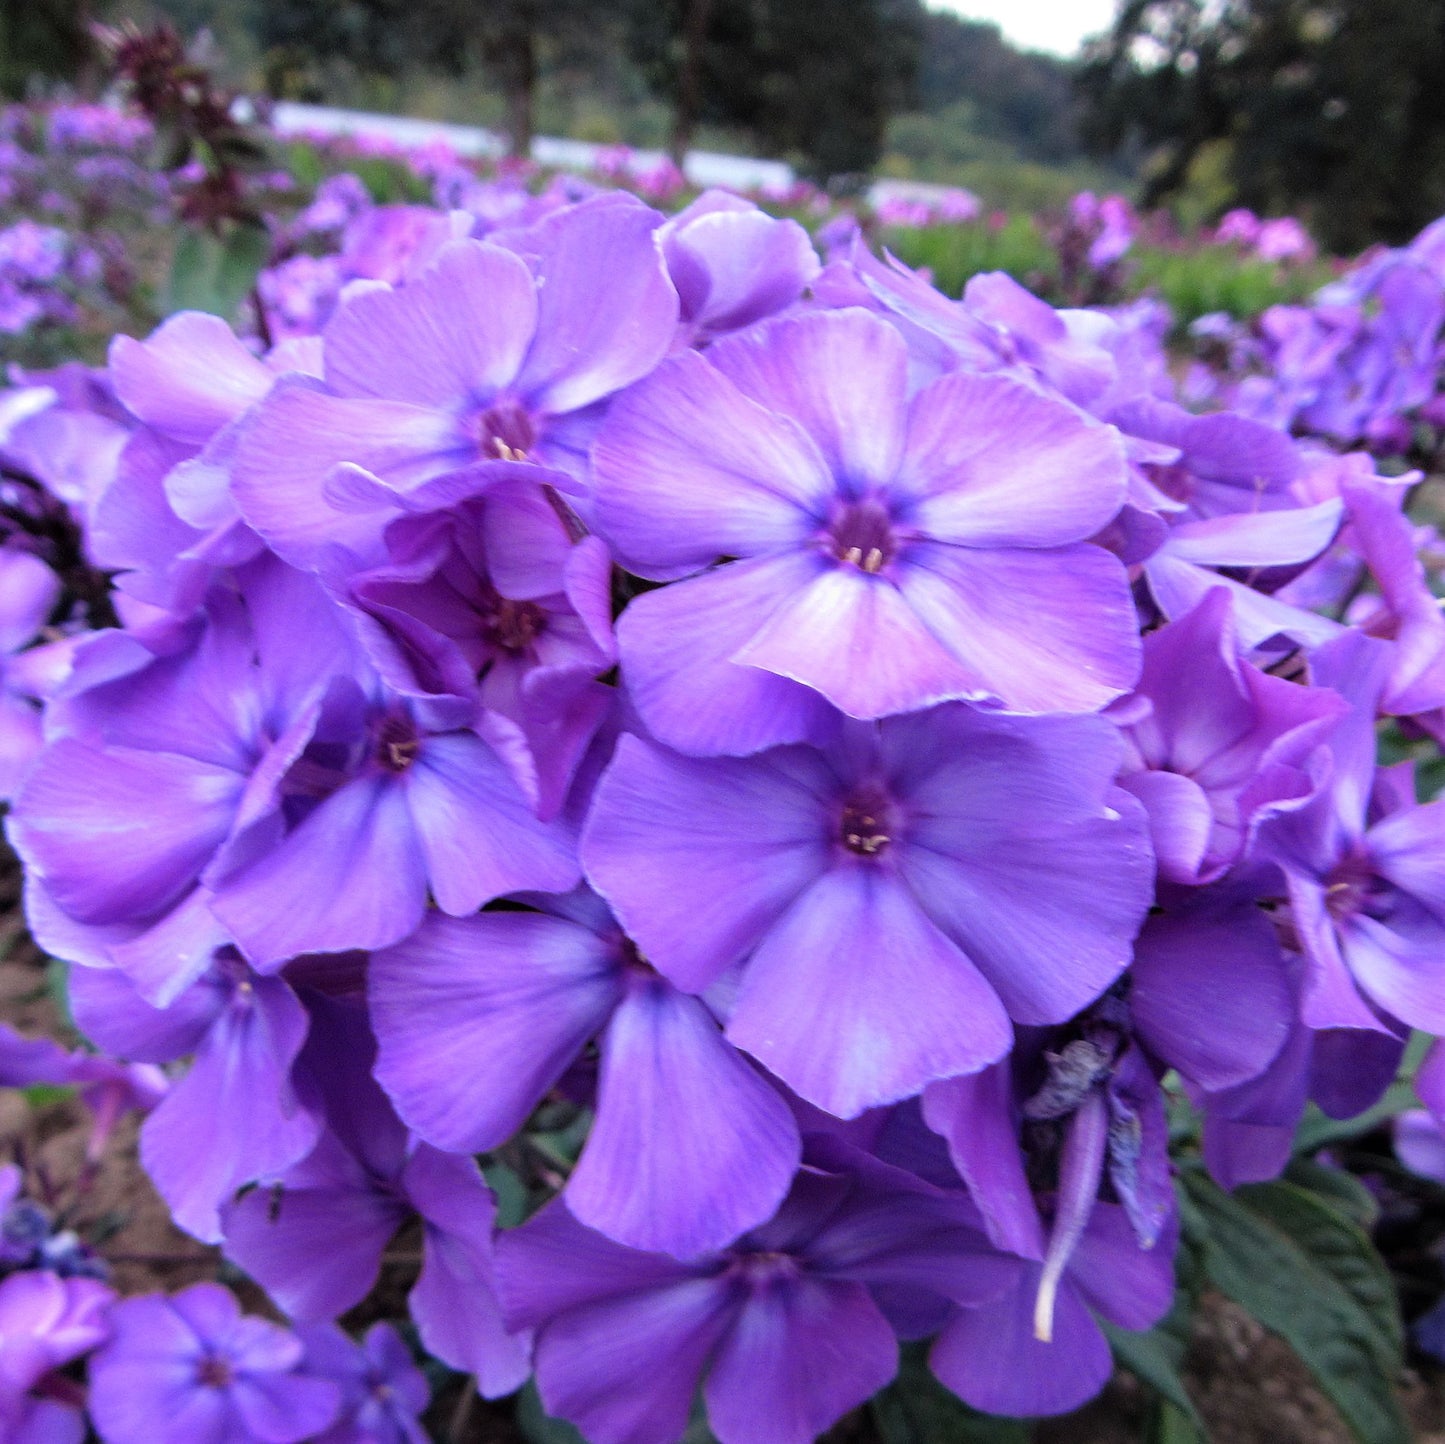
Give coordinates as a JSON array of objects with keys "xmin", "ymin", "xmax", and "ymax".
[
  {"xmin": 1, "ymin": 171, "xmax": 1445, "ymax": 1444},
  {"xmin": 1188, "ymin": 214, "xmax": 1445, "ymax": 454}
]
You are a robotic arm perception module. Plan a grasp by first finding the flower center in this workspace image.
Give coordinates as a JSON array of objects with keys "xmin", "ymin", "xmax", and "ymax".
[
  {"xmin": 374, "ymin": 713, "xmax": 420, "ymax": 773},
  {"xmin": 827, "ymin": 500, "xmax": 896, "ymax": 574},
  {"xmin": 483, "ymin": 597, "xmax": 548, "ymax": 654},
  {"xmin": 475, "ymin": 399, "xmax": 535, "ymax": 462},
  {"xmin": 195, "ymin": 1353, "xmax": 234, "ymax": 1389},
  {"xmin": 1324, "ymin": 852, "xmax": 1394, "ymax": 925},
  {"xmin": 839, "ymin": 793, "xmax": 893, "ymax": 856}
]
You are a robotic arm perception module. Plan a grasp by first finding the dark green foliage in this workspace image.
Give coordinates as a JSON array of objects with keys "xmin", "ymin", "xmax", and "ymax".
[
  {"xmin": 1078, "ymin": 0, "xmax": 1445, "ymax": 250},
  {"xmin": 1180, "ymin": 1169, "xmax": 1410, "ymax": 1444},
  {"xmin": 625, "ymin": 0, "xmax": 923, "ymax": 181},
  {"xmin": 870, "ymin": 1343, "xmax": 1031, "ymax": 1443},
  {"xmin": 0, "ymin": 0, "xmax": 94, "ymax": 97}
]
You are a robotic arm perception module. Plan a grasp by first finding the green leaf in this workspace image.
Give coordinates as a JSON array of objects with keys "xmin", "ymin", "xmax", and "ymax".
[
  {"xmin": 1149, "ymin": 1399, "xmax": 1207, "ymax": 1444},
  {"xmin": 871, "ymin": 1344, "xmax": 1031, "ymax": 1444},
  {"xmin": 21, "ymin": 1084, "xmax": 71, "ymax": 1109},
  {"xmin": 164, "ymin": 223, "xmax": 270, "ymax": 321},
  {"xmin": 1182, "ymin": 1171, "xmax": 1408, "ymax": 1444},
  {"xmin": 481, "ymin": 1159, "xmax": 529, "ymax": 1229},
  {"xmin": 1101, "ymin": 1314, "xmax": 1204, "ymax": 1433},
  {"xmin": 516, "ymin": 1382, "xmax": 588, "ymax": 1444},
  {"xmin": 1283, "ymin": 1156, "xmax": 1381, "ymax": 1231}
]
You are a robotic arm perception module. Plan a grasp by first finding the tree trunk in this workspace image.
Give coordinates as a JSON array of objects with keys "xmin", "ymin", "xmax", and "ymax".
[
  {"xmin": 499, "ymin": 21, "xmax": 536, "ymax": 159},
  {"xmin": 668, "ymin": 0, "xmax": 712, "ymax": 168}
]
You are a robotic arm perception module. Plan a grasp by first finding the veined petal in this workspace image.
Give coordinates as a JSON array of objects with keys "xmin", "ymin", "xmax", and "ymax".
[
  {"xmin": 896, "ymin": 371, "xmax": 1127, "ymax": 547},
  {"xmin": 727, "ymin": 866, "xmax": 1012, "ymax": 1118},
  {"xmin": 897, "ymin": 541, "xmax": 1140, "ymax": 714},
  {"xmin": 616, "ymin": 555, "xmax": 839, "ymax": 758},
  {"xmin": 567, "ymin": 973, "xmax": 800, "ymax": 1259},
  {"xmin": 370, "ymin": 911, "xmax": 623, "ymax": 1153},
  {"xmin": 592, "ymin": 351, "xmax": 831, "ymax": 578}
]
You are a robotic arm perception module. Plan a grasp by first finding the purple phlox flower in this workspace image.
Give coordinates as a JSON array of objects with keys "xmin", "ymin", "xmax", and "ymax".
[
  {"xmin": 296, "ymin": 1322, "xmax": 429, "ymax": 1444},
  {"xmin": 294, "ymin": 173, "xmax": 372, "ymax": 238},
  {"xmin": 205, "ymin": 660, "xmax": 582, "ymax": 968},
  {"xmin": 1255, "ymin": 217, "xmax": 1314, "ymax": 263},
  {"xmin": 1113, "ymin": 588, "xmax": 1347, "ymax": 884},
  {"xmin": 1138, "ymin": 488, "xmax": 1345, "ymax": 653},
  {"xmin": 1256, "ymin": 631, "xmax": 1445, "ymax": 1037},
  {"xmin": 496, "ymin": 1137, "xmax": 1008, "ymax": 1444},
  {"xmin": 594, "ymin": 308, "xmax": 1138, "ymax": 755},
  {"xmin": 369, "ymin": 887, "xmax": 801, "ymax": 1259},
  {"xmin": 86, "ymin": 1282, "xmax": 341, "ymax": 1444},
  {"xmin": 257, "ymin": 255, "xmax": 345, "ymax": 343},
  {"xmin": 342, "ymin": 471, "xmax": 615, "ymax": 818},
  {"xmin": 581, "ymin": 706, "xmax": 1154, "ymax": 1118},
  {"xmin": 337, "ymin": 205, "xmax": 469, "ymax": 286},
  {"xmin": 659, "ymin": 190, "xmax": 820, "ymax": 346},
  {"xmin": 220, "ymin": 995, "xmax": 529, "ymax": 1397},
  {"xmin": 1394, "ymin": 1109, "xmax": 1445, "ymax": 1185},
  {"xmin": 0, "ymin": 390, "xmax": 130, "ymax": 521},
  {"xmin": 930, "ymin": 1195, "xmax": 1178, "ymax": 1419},
  {"xmin": 95, "ymin": 312, "xmax": 328, "ymax": 622},
  {"xmin": 231, "ymin": 193, "xmax": 679, "ymax": 560},
  {"xmin": 1331, "ymin": 471, "xmax": 1445, "ymax": 718},
  {"xmin": 1214, "ymin": 208, "xmax": 1261, "ymax": 246},
  {"xmin": 8, "ymin": 555, "xmax": 360, "ymax": 1002},
  {"xmin": 923, "ymin": 994, "xmax": 1175, "ymax": 1272},
  {"xmin": 68, "ymin": 952, "xmax": 320, "ymax": 1244},
  {"xmin": 0, "ymin": 548, "xmax": 62, "ymax": 799},
  {"xmin": 0, "ymin": 1270, "xmax": 113, "ymax": 1432}
]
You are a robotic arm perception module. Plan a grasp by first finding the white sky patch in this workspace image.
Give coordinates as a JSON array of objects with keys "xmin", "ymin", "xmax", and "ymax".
[{"xmin": 925, "ymin": 0, "xmax": 1119, "ymax": 58}]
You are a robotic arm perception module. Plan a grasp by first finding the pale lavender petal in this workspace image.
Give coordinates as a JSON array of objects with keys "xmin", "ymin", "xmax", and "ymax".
[
  {"xmin": 705, "ymin": 309, "xmax": 909, "ymax": 488},
  {"xmin": 615, "ymin": 556, "xmax": 839, "ymax": 757},
  {"xmin": 370, "ymin": 910, "xmax": 623, "ymax": 1152},
  {"xmin": 567, "ymin": 972, "xmax": 800, "ymax": 1258},
  {"xmin": 110, "ymin": 312, "xmax": 273, "ymax": 444},
  {"xmin": 897, "ymin": 541, "xmax": 1140, "ymax": 713},
  {"xmin": 1117, "ymin": 769, "xmax": 1213, "ymax": 883},
  {"xmin": 703, "ymin": 1278, "xmax": 897, "ymax": 1444},
  {"xmin": 12, "ymin": 741, "xmax": 243, "ymax": 925},
  {"xmin": 402, "ymin": 732, "xmax": 580, "ymax": 914},
  {"xmin": 733, "ymin": 565, "xmax": 982, "ymax": 719},
  {"xmin": 895, "ymin": 371, "xmax": 1127, "ymax": 546},
  {"xmin": 582, "ymin": 734, "xmax": 830, "ymax": 992},
  {"xmin": 324, "ymin": 241, "xmax": 537, "ymax": 405},
  {"xmin": 508, "ymin": 196, "xmax": 678, "ymax": 417},
  {"xmin": 593, "ymin": 351, "xmax": 828, "ymax": 579},
  {"xmin": 727, "ymin": 867, "xmax": 1012, "ymax": 1118},
  {"xmin": 211, "ymin": 776, "xmax": 427, "ymax": 968}
]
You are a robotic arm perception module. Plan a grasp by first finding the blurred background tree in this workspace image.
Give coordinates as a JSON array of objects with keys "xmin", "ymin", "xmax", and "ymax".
[
  {"xmin": 1077, "ymin": 0, "xmax": 1445, "ymax": 250},
  {"xmin": 1, "ymin": 0, "xmax": 97, "ymax": 96}
]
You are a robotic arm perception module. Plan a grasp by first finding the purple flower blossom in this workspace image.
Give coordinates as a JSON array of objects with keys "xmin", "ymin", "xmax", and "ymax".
[
  {"xmin": 86, "ymin": 1283, "xmax": 341, "ymax": 1444},
  {"xmin": 369, "ymin": 889, "xmax": 801, "ymax": 1259},
  {"xmin": 296, "ymin": 1322, "xmax": 429, "ymax": 1444},
  {"xmin": 594, "ymin": 308, "xmax": 1138, "ymax": 754},
  {"xmin": 497, "ymin": 1140, "xmax": 1006, "ymax": 1444},
  {"xmin": 582, "ymin": 707, "xmax": 1153, "ymax": 1117}
]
